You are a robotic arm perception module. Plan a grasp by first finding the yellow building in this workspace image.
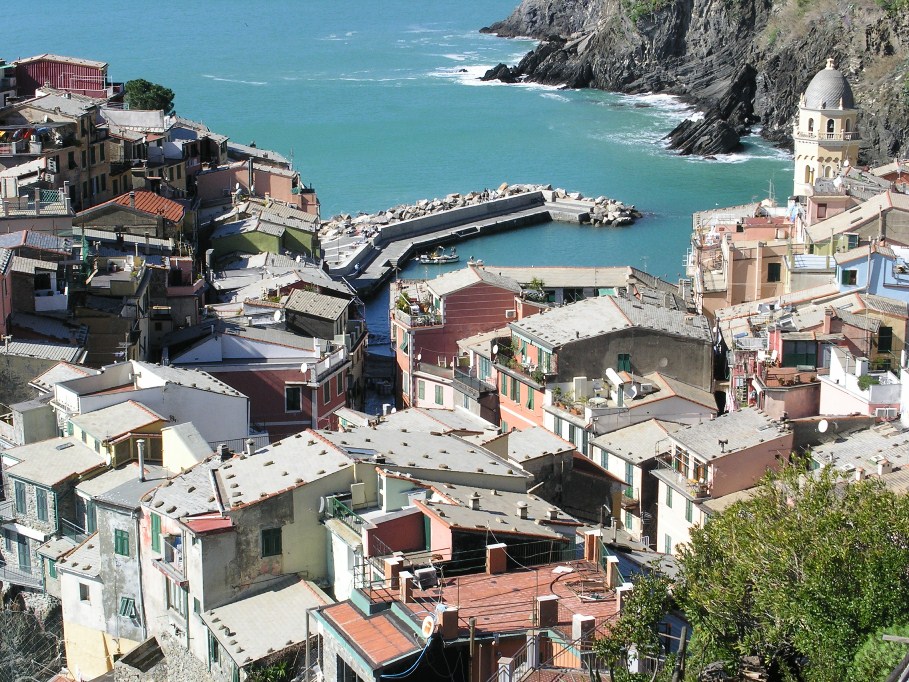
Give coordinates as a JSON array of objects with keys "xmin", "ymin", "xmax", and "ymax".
[{"xmin": 793, "ymin": 58, "xmax": 860, "ymax": 197}]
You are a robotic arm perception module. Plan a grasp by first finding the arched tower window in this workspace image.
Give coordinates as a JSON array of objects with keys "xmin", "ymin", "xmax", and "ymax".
[
  {"xmin": 824, "ymin": 166, "xmax": 832, "ymax": 178},
  {"xmin": 844, "ymin": 119, "xmax": 851, "ymax": 133},
  {"xmin": 808, "ymin": 118, "xmax": 814, "ymax": 133},
  {"xmin": 805, "ymin": 165, "xmax": 814, "ymax": 184},
  {"xmin": 827, "ymin": 119, "xmax": 835, "ymax": 134}
]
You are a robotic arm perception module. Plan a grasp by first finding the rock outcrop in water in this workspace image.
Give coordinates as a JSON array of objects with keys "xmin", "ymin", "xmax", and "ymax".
[{"xmin": 481, "ymin": 0, "xmax": 909, "ymax": 163}]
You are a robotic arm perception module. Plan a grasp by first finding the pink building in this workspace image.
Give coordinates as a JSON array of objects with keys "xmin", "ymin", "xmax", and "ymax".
[{"xmin": 390, "ymin": 265, "xmax": 527, "ymax": 408}]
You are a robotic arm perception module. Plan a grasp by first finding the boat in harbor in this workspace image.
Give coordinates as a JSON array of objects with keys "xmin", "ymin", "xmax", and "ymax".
[{"xmin": 418, "ymin": 247, "xmax": 459, "ymax": 264}]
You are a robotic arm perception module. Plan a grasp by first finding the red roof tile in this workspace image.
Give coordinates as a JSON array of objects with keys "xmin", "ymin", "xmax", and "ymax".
[
  {"xmin": 320, "ymin": 602, "xmax": 420, "ymax": 668},
  {"xmin": 109, "ymin": 190, "xmax": 185, "ymax": 224},
  {"xmin": 401, "ymin": 560, "xmax": 619, "ymax": 641}
]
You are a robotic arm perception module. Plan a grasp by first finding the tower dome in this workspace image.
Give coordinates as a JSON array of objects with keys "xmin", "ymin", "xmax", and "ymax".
[{"xmin": 803, "ymin": 58, "xmax": 854, "ymax": 109}]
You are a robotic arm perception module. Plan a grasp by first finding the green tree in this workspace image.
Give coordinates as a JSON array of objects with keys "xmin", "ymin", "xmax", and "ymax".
[
  {"xmin": 849, "ymin": 624, "xmax": 909, "ymax": 682},
  {"xmin": 593, "ymin": 571, "xmax": 674, "ymax": 682},
  {"xmin": 677, "ymin": 465, "xmax": 909, "ymax": 682},
  {"xmin": 124, "ymin": 78, "xmax": 175, "ymax": 113}
]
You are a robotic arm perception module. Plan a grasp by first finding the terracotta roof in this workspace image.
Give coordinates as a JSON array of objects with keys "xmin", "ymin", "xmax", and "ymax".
[
  {"xmin": 107, "ymin": 190, "xmax": 185, "ymax": 224},
  {"xmin": 319, "ymin": 602, "xmax": 420, "ymax": 668}
]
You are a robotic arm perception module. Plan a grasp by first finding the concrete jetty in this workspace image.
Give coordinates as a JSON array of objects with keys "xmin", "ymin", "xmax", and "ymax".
[{"xmin": 325, "ymin": 187, "xmax": 639, "ymax": 296}]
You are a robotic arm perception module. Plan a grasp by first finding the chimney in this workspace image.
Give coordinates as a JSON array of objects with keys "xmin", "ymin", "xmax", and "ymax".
[
  {"xmin": 583, "ymin": 529, "xmax": 602, "ymax": 563},
  {"xmin": 547, "ymin": 508, "xmax": 559, "ymax": 521},
  {"xmin": 616, "ymin": 583, "xmax": 633, "ymax": 612},
  {"xmin": 398, "ymin": 571, "xmax": 415, "ymax": 603},
  {"xmin": 137, "ymin": 439, "xmax": 146, "ymax": 482},
  {"xmin": 855, "ymin": 356, "xmax": 869, "ymax": 377},
  {"xmin": 245, "ymin": 438, "xmax": 255, "ymax": 456},
  {"xmin": 572, "ymin": 614, "xmax": 596, "ymax": 651},
  {"xmin": 877, "ymin": 458, "xmax": 893, "ymax": 476},
  {"xmin": 218, "ymin": 443, "xmax": 231, "ymax": 461},
  {"xmin": 469, "ymin": 492, "xmax": 481, "ymax": 510},
  {"xmin": 605, "ymin": 555, "xmax": 621, "ymax": 589},
  {"xmin": 129, "ymin": 191, "xmax": 136, "ymax": 209},
  {"xmin": 854, "ymin": 467, "xmax": 865, "ymax": 482},
  {"xmin": 384, "ymin": 557, "xmax": 403, "ymax": 588},
  {"xmin": 516, "ymin": 501, "xmax": 528, "ymax": 519},
  {"xmin": 486, "ymin": 543, "xmax": 507, "ymax": 575},
  {"xmin": 440, "ymin": 606, "xmax": 459, "ymax": 640},
  {"xmin": 823, "ymin": 308, "xmax": 834, "ymax": 334},
  {"xmin": 144, "ymin": 231, "xmax": 150, "ymax": 255},
  {"xmin": 536, "ymin": 595, "xmax": 559, "ymax": 627}
]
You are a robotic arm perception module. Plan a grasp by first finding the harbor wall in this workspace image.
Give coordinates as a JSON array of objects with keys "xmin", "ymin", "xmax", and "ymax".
[{"xmin": 373, "ymin": 191, "xmax": 545, "ymax": 246}]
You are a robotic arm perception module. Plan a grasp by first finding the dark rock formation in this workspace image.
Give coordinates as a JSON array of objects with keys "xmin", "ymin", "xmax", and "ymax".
[
  {"xmin": 481, "ymin": 0, "xmax": 909, "ymax": 164},
  {"xmin": 666, "ymin": 113, "xmax": 742, "ymax": 155}
]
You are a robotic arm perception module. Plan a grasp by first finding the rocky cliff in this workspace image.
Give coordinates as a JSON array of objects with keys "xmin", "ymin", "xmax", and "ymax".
[{"xmin": 481, "ymin": 0, "xmax": 909, "ymax": 163}]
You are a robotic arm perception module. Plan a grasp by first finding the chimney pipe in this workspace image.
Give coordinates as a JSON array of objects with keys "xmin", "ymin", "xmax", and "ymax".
[
  {"xmin": 547, "ymin": 507, "xmax": 559, "ymax": 521},
  {"xmin": 516, "ymin": 501, "xmax": 528, "ymax": 519},
  {"xmin": 245, "ymin": 438, "xmax": 255, "ymax": 456},
  {"xmin": 218, "ymin": 443, "xmax": 230, "ymax": 461},
  {"xmin": 137, "ymin": 439, "xmax": 146, "ymax": 482},
  {"xmin": 469, "ymin": 492, "xmax": 481, "ymax": 510},
  {"xmin": 129, "ymin": 191, "xmax": 136, "ymax": 209}
]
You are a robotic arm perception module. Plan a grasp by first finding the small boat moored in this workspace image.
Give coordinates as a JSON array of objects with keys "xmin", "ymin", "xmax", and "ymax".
[{"xmin": 418, "ymin": 247, "xmax": 459, "ymax": 264}]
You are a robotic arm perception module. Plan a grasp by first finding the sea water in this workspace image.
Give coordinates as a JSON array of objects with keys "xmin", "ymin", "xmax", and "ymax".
[{"xmin": 4, "ymin": 0, "xmax": 792, "ymax": 345}]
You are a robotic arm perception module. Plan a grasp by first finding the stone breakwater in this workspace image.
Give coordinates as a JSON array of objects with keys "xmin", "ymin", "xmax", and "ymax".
[{"xmin": 319, "ymin": 182, "xmax": 642, "ymax": 236}]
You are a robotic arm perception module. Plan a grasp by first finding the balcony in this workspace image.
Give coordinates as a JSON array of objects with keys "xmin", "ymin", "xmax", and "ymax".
[
  {"xmin": 620, "ymin": 486, "xmax": 640, "ymax": 510},
  {"xmin": 166, "ymin": 277, "xmax": 204, "ymax": 297},
  {"xmin": 0, "ymin": 499, "xmax": 15, "ymax": 522},
  {"xmin": 323, "ymin": 496, "xmax": 366, "ymax": 536},
  {"xmin": 0, "ymin": 140, "xmax": 42, "ymax": 157},
  {"xmin": 655, "ymin": 457, "xmax": 710, "ymax": 500},
  {"xmin": 153, "ymin": 535, "xmax": 186, "ymax": 587},
  {"xmin": 392, "ymin": 306, "xmax": 443, "ymax": 329},
  {"xmin": 795, "ymin": 130, "xmax": 860, "ymax": 142},
  {"xmin": 60, "ymin": 518, "xmax": 89, "ymax": 544},
  {"xmin": 453, "ymin": 368, "xmax": 496, "ymax": 399},
  {"xmin": 0, "ymin": 558, "xmax": 44, "ymax": 590}
]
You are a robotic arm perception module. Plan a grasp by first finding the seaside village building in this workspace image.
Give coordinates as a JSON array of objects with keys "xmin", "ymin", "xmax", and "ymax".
[{"xmin": 3, "ymin": 52, "xmax": 909, "ymax": 682}]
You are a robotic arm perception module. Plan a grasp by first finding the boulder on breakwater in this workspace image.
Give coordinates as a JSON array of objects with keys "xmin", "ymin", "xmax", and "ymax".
[{"xmin": 319, "ymin": 183, "xmax": 642, "ymax": 235}]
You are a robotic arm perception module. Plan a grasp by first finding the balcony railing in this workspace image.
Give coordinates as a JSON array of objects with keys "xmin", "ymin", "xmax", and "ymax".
[
  {"xmin": 621, "ymin": 486, "xmax": 640, "ymax": 510},
  {"xmin": 453, "ymin": 368, "xmax": 496, "ymax": 399},
  {"xmin": 323, "ymin": 496, "xmax": 366, "ymax": 536},
  {"xmin": 61, "ymin": 518, "xmax": 88, "ymax": 544},
  {"xmin": 153, "ymin": 535, "xmax": 187, "ymax": 586},
  {"xmin": 0, "ymin": 558, "xmax": 44, "ymax": 590},
  {"xmin": 795, "ymin": 130, "xmax": 860, "ymax": 141},
  {"xmin": 392, "ymin": 307, "xmax": 443, "ymax": 329},
  {"xmin": 0, "ymin": 140, "xmax": 42, "ymax": 157},
  {"xmin": 655, "ymin": 457, "xmax": 710, "ymax": 500},
  {"xmin": 0, "ymin": 499, "xmax": 15, "ymax": 521}
]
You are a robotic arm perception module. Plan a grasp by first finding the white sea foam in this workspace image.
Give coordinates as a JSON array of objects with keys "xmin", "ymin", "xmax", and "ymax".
[
  {"xmin": 441, "ymin": 53, "xmax": 469, "ymax": 61},
  {"xmin": 540, "ymin": 92, "xmax": 570, "ymax": 102},
  {"xmin": 201, "ymin": 75, "xmax": 267, "ymax": 86}
]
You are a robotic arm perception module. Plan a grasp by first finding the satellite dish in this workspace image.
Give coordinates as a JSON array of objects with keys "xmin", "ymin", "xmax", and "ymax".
[
  {"xmin": 843, "ymin": 159, "xmax": 850, "ymax": 167},
  {"xmin": 492, "ymin": 344, "xmax": 499, "ymax": 355},
  {"xmin": 421, "ymin": 615, "xmax": 437, "ymax": 639},
  {"xmin": 416, "ymin": 353, "xmax": 422, "ymax": 362},
  {"xmin": 301, "ymin": 363, "xmax": 310, "ymax": 375},
  {"xmin": 273, "ymin": 310, "xmax": 283, "ymax": 322},
  {"xmin": 818, "ymin": 419, "xmax": 829, "ymax": 433}
]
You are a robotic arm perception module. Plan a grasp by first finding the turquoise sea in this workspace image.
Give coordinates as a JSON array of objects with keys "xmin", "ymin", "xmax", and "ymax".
[{"xmin": 5, "ymin": 0, "xmax": 792, "ymax": 342}]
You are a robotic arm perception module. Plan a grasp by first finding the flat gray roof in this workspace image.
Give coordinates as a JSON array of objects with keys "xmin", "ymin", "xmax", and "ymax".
[
  {"xmin": 285, "ymin": 289, "xmax": 348, "ymax": 320},
  {"xmin": 214, "ymin": 433, "xmax": 353, "ymax": 509},
  {"xmin": 811, "ymin": 423, "xmax": 909, "ymax": 473},
  {"xmin": 591, "ymin": 419, "xmax": 684, "ymax": 465},
  {"xmin": 201, "ymin": 577, "xmax": 328, "ymax": 666},
  {"xmin": 3, "ymin": 437, "xmax": 105, "ymax": 486},
  {"xmin": 511, "ymin": 295, "xmax": 711, "ymax": 349},
  {"xmin": 79, "ymin": 463, "xmax": 168, "ymax": 510},
  {"xmin": 671, "ymin": 409, "xmax": 789, "ymax": 460},
  {"xmin": 56, "ymin": 534, "xmax": 102, "ymax": 579},
  {"xmin": 497, "ymin": 426, "xmax": 575, "ymax": 464},
  {"xmin": 70, "ymin": 400, "xmax": 167, "ymax": 441},
  {"xmin": 318, "ymin": 428, "xmax": 531, "ymax": 484}
]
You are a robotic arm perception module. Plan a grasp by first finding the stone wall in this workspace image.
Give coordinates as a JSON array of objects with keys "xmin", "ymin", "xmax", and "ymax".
[{"xmin": 114, "ymin": 632, "xmax": 217, "ymax": 682}]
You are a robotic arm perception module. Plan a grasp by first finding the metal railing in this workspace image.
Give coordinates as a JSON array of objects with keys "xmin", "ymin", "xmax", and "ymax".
[
  {"xmin": 324, "ymin": 496, "xmax": 366, "ymax": 535},
  {"xmin": 392, "ymin": 307, "xmax": 443, "ymax": 329},
  {"xmin": 452, "ymin": 368, "xmax": 496, "ymax": 397},
  {"xmin": 60, "ymin": 518, "xmax": 88, "ymax": 544},
  {"xmin": 0, "ymin": 558, "xmax": 44, "ymax": 590}
]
